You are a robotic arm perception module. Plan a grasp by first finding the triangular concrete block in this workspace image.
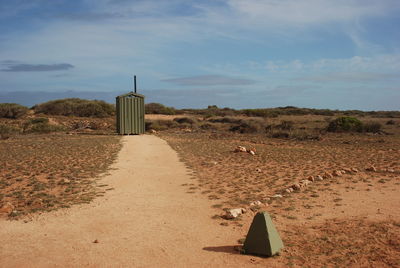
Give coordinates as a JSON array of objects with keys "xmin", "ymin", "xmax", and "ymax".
[{"xmin": 243, "ymin": 211, "xmax": 284, "ymax": 257}]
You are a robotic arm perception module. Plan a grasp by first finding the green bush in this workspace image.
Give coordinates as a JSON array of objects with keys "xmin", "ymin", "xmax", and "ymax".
[
  {"xmin": 145, "ymin": 103, "xmax": 176, "ymax": 115},
  {"xmin": 34, "ymin": 98, "xmax": 115, "ymax": 117},
  {"xmin": 0, "ymin": 103, "xmax": 29, "ymax": 119},
  {"xmin": 327, "ymin": 117, "xmax": 363, "ymax": 132}
]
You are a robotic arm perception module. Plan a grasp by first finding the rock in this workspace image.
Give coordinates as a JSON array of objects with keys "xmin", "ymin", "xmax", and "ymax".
[
  {"xmin": 351, "ymin": 168, "xmax": 359, "ymax": 173},
  {"xmin": 300, "ymin": 179, "xmax": 311, "ymax": 187},
  {"xmin": 386, "ymin": 168, "xmax": 395, "ymax": 173},
  {"xmin": 285, "ymin": 188, "xmax": 293, "ymax": 194},
  {"xmin": 324, "ymin": 172, "xmax": 333, "ymax": 179},
  {"xmin": 256, "ymin": 168, "xmax": 262, "ymax": 172},
  {"xmin": 340, "ymin": 170, "xmax": 346, "ymax": 174},
  {"xmin": 248, "ymin": 150, "xmax": 256, "ymax": 156},
  {"xmin": 366, "ymin": 166, "xmax": 377, "ymax": 172},
  {"xmin": 333, "ymin": 170, "xmax": 342, "ymax": 176},
  {"xmin": 307, "ymin": 176, "xmax": 315, "ymax": 182},
  {"xmin": 150, "ymin": 129, "xmax": 157, "ymax": 134},
  {"xmin": 234, "ymin": 146, "xmax": 247, "ymax": 153},
  {"xmin": 292, "ymin": 183, "xmax": 301, "ymax": 190},
  {"xmin": 63, "ymin": 178, "xmax": 71, "ymax": 184},
  {"xmin": 247, "ymin": 147, "xmax": 257, "ymax": 153},
  {"xmin": 93, "ymin": 239, "xmax": 99, "ymax": 243},
  {"xmin": 316, "ymin": 175, "xmax": 324, "ymax": 181},
  {"xmin": 224, "ymin": 208, "xmax": 246, "ymax": 219},
  {"xmin": 271, "ymin": 194, "xmax": 283, "ymax": 199},
  {"xmin": 250, "ymin": 201, "xmax": 263, "ymax": 206},
  {"xmin": 343, "ymin": 168, "xmax": 352, "ymax": 173},
  {"xmin": 0, "ymin": 202, "xmax": 14, "ymax": 215}
]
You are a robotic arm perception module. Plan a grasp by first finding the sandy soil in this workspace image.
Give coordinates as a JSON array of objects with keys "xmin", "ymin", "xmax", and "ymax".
[{"xmin": 0, "ymin": 135, "xmax": 271, "ymax": 268}]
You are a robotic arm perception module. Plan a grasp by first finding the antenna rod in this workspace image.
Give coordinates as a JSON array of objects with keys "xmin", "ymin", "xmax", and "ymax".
[{"xmin": 134, "ymin": 75, "xmax": 137, "ymax": 93}]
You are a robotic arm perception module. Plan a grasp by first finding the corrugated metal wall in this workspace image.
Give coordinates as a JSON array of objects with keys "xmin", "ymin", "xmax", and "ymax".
[{"xmin": 116, "ymin": 93, "xmax": 145, "ymax": 134}]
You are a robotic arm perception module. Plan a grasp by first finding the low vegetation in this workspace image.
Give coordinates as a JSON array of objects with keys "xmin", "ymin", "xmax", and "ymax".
[
  {"xmin": 0, "ymin": 103, "xmax": 29, "ymax": 119},
  {"xmin": 33, "ymin": 98, "xmax": 115, "ymax": 117}
]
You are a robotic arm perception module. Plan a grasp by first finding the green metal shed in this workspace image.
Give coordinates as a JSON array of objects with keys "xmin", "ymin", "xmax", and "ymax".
[{"xmin": 116, "ymin": 92, "xmax": 145, "ymax": 134}]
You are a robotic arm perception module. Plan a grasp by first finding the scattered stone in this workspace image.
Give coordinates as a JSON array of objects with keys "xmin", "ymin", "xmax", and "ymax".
[
  {"xmin": 351, "ymin": 168, "xmax": 359, "ymax": 173},
  {"xmin": 307, "ymin": 176, "xmax": 315, "ymax": 182},
  {"xmin": 224, "ymin": 208, "xmax": 246, "ymax": 219},
  {"xmin": 150, "ymin": 129, "xmax": 157, "ymax": 134},
  {"xmin": 366, "ymin": 166, "xmax": 377, "ymax": 172},
  {"xmin": 0, "ymin": 202, "xmax": 14, "ymax": 215},
  {"xmin": 299, "ymin": 179, "xmax": 311, "ymax": 187},
  {"xmin": 340, "ymin": 170, "xmax": 346, "ymax": 174},
  {"xmin": 333, "ymin": 170, "xmax": 342, "ymax": 177},
  {"xmin": 248, "ymin": 150, "xmax": 256, "ymax": 156},
  {"xmin": 250, "ymin": 201, "xmax": 263, "ymax": 206},
  {"xmin": 271, "ymin": 194, "xmax": 283, "ymax": 199},
  {"xmin": 292, "ymin": 183, "xmax": 301, "ymax": 190},
  {"xmin": 285, "ymin": 188, "xmax": 293, "ymax": 194},
  {"xmin": 386, "ymin": 168, "xmax": 395, "ymax": 173},
  {"xmin": 256, "ymin": 168, "xmax": 262, "ymax": 172},
  {"xmin": 63, "ymin": 179, "xmax": 71, "ymax": 184},
  {"xmin": 324, "ymin": 172, "xmax": 334, "ymax": 179},
  {"xmin": 343, "ymin": 168, "xmax": 352, "ymax": 173},
  {"xmin": 93, "ymin": 239, "xmax": 99, "ymax": 243},
  {"xmin": 234, "ymin": 146, "xmax": 247, "ymax": 153},
  {"xmin": 316, "ymin": 175, "xmax": 324, "ymax": 181}
]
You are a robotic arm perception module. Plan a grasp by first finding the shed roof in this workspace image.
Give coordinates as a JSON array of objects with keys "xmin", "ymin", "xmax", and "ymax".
[{"xmin": 116, "ymin": 91, "xmax": 145, "ymax": 99}]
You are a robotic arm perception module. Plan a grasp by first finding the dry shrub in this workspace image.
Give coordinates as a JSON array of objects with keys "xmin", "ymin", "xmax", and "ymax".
[
  {"xmin": 145, "ymin": 103, "xmax": 176, "ymax": 115},
  {"xmin": 229, "ymin": 119, "xmax": 266, "ymax": 133},
  {"xmin": 362, "ymin": 121, "xmax": 382, "ymax": 133},
  {"xmin": 34, "ymin": 98, "xmax": 114, "ymax": 118},
  {"xmin": 0, "ymin": 124, "xmax": 21, "ymax": 139},
  {"xmin": 145, "ymin": 119, "xmax": 179, "ymax": 131},
  {"xmin": 0, "ymin": 103, "xmax": 29, "ymax": 119}
]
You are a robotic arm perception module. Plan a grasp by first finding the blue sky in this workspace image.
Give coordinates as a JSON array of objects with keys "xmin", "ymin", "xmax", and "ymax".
[{"xmin": 0, "ymin": 0, "xmax": 399, "ymax": 110}]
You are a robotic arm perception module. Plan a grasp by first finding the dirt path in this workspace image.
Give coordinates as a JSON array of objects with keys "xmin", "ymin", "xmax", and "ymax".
[{"xmin": 0, "ymin": 135, "xmax": 266, "ymax": 267}]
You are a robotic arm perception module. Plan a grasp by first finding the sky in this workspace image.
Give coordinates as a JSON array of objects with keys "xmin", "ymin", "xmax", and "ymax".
[{"xmin": 0, "ymin": 0, "xmax": 399, "ymax": 110}]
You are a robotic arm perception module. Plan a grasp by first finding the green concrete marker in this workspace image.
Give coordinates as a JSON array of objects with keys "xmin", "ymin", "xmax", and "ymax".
[{"xmin": 243, "ymin": 211, "xmax": 284, "ymax": 257}]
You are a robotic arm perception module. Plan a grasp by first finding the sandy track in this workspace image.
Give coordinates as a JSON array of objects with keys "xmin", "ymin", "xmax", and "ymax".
[{"xmin": 0, "ymin": 135, "xmax": 264, "ymax": 267}]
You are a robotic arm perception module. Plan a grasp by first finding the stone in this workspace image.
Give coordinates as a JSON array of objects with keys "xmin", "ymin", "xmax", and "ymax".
[
  {"xmin": 366, "ymin": 166, "xmax": 377, "ymax": 172},
  {"xmin": 351, "ymin": 168, "xmax": 359, "ymax": 173},
  {"xmin": 343, "ymin": 168, "xmax": 352, "ymax": 173},
  {"xmin": 63, "ymin": 179, "xmax": 71, "ymax": 184},
  {"xmin": 300, "ymin": 179, "xmax": 311, "ymax": 187},
  {"xmin": 333, "ymin": 170, "xmax": 342, "ymax": 176},
  {"xmin": 224, "ymin": 208, "xmax": 246, "ymax": 219},
  {"xmin": 235, "ymin": 146, "xmax": 247, "ymax": 153},
  {"xmin": 250, "ymin": 201, "xmax": 263, "ymax": 206},
  {"xmin": 324, "ymin": 172, "xmax": 333, "ymax": 179},
  {"xmin": 0, "ymin": 202, "xmax": 14, "ymax": 215},
  {"xmin": 150, "ymin": 129, "xmax": 157, "ymax": 134},
  {"xmin": 316, "ymin": 175, "xmax": 324, "ymax": 181},
  {"xmin": 248, "ymin": 150, "xmax": 256, "ymax": 156},
  {"xmin": 285, "ymin": 188, "xmax": 293, "ymax": 194},
  {"xmin": 307, "ymin": 176, "xmax": 315, "ymax": 182},
  {"xmin": 387, "ymin": 168, "xmax": 395, "ymax": 173},
  {"xmin": 271, "ymin": 194, "xmax": 283, "ymax": 198},
  {"xmin": 292, "ymin": 183, "xmax": 301, "ymax": 190},
  {"xmin": 256, "ymin": 168, "xmax": 262, "ymax": 172}
]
